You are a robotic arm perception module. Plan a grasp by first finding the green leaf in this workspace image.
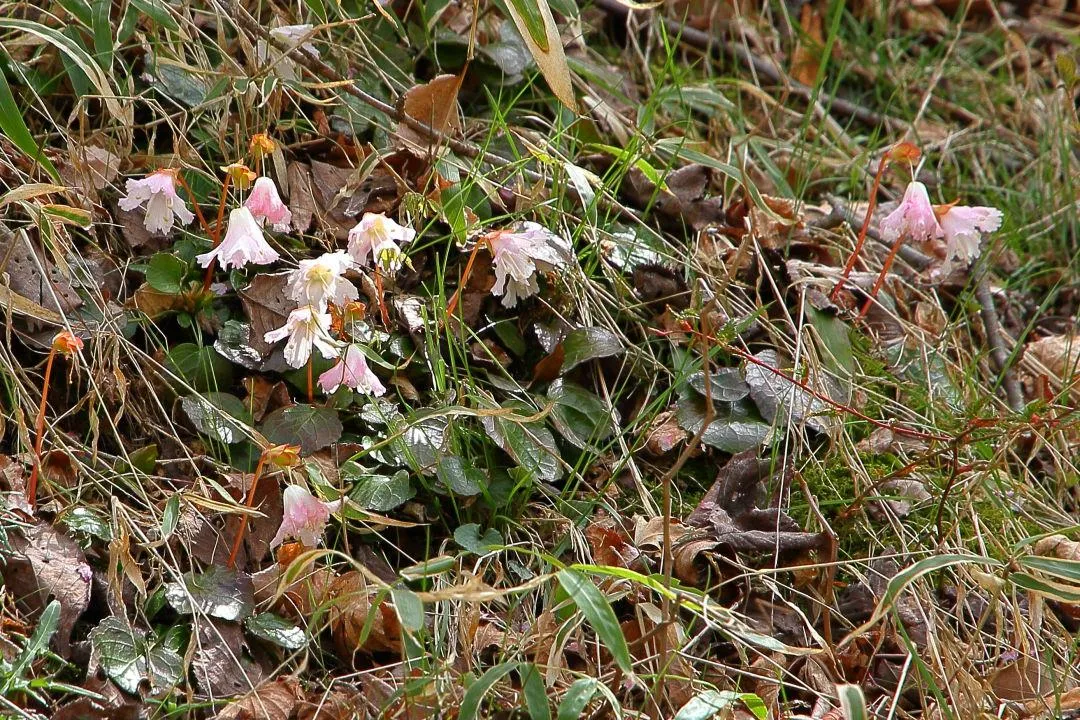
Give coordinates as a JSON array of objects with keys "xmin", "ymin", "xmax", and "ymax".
[
  {"xmin": 261, "ymin": 404, "xmax": 343, "ymax": 455},
  {"xmin": 520, "ymin": 663, "xmax": 551, "ymax": 720},
  {"xmin": 164, "ymin": 566, "xmax": 254, "ymax": 621},
  {"xmin": 145, "ymin": 253, "xmax": 187, "ymax": 294},
  {"xmin": 560, "ymin": 327, "xmax": 624, "ymax": 373},
  {"xmin": 674, "ymin": 690, "xmax": 766, "ymax": 720},
  {"xmin": 546, "ymin": 380, "xmax": 613, "ymax": 450},
  {"xmin": 181, "ymin": 392, "xmax": 251, "ymax": 444},
  {"xmin": 837, "ymin": 684, "xmax": 868, "ymax": 720},
  {"xmin": 90, "ymin": 617, "xmax": 183, "ymax": 695},
  {"xmin": 128, "ymin": 443, "xmax": 158, "ymax": 474},
  {"xmin": 454, "ymin": 524, "xmax": 504, "ymax": 554},
  {"xmin": 482, "ymin": 415, "xmax": 562, "ymax": 481},
  {"xmin": 128, "ymin": 0, "xmax": 180, "ymax": 31},
  {"xmin": 687, "ymin": 368, "xmax": 750, "ymax": 403},
  {"xmin": 59, "ymin": 506, "xmax": 112, "ymax": 541},
  {"xmin": 1019, "ymin": 555, "xmax": 1080, "ymax": 584},
  {"xmin": 460, "ymin": 662, "xmax": 519, "ymax": 720},
  {"xmin": 41, "ymin": 203, "xmax": 92, "ymax": 227},
  {"xmin": 500, "ymin": 0, "xmax": 577, "ymax": 110},
  {"xmin": 346, "ymin": 467, "xmax": 414, "ymax": 512},
  {"xmin": 161, "ymin": 494, "xmax": 180, "ymax": 539},
  {"xmin": 556, "ymin": 569, "xmax": 632, "ymax": 674},
  {"xmin": 1010, "ymin": 572, "xmax": 1080, "ymax": 603},
  {"xmin": 245, "ymin": 612, "xmax": 307, "ymax": 650},
  {"xmin": 557, "ymin": 678, "xmax": 600, "ymax": 720},
  {"xmin": 391, "ymin": 587, "xmax": 424, "ymax": 632},
  {"xmin": 4, "ymin": 600, "xmax": 59, "ymax": 690},
  {"xmin": 676, "ymin": 394, "xmax": 770, "ymax": 453},
  {"xmin": 436, "ymin": 455, "xmax": 485, "ymax": 496},
  {"xmin": 165, "ymin": 343, "xmax": 234, "ymax": 393},
  {"xmin": 91, "ymin": 0, "xmax": 113, "ymax": 70},
  {"xmin": 806, "ymin": 307, "xmax": 854, "ymax": 377},
  {"xmin": 0, "ymin": 70, "xmax": 59, "ymax": 181}
]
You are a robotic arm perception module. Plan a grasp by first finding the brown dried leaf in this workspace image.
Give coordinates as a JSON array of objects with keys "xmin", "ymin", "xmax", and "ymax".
[
  {"xmin": 193, "ymin": 619, "xmax": 265, "ymax": 698},
  {"xmin": 395, "ymin": 73, "xmax": 464, "ymax": 151},
  {"xmin": 0, "ymin": 521, "xmax": 92, "ymax": 656},
  {"xmin": 285, "ymin": 161, "xmax": 316, "ymax": 234},
  {"xmin": 215, "ymin": 677, "xmax": 303, "ymax": 720},
  {"xmin": 643, "ymin": 410, "xmax": 687, "ymax": 456},
  {"xmin": 239, "ymin": 272, "xmax": 294, "ymax": 358},
  {"xmin": 790, "ymin": 3, "xmax": 824, "ymax": 86},
  {"xmin": 0, "ymin": 230, "xmax": 83, "ymax": 318},
  {"xmin": 328, "ymin": 571, "xmax": 402, "ymax": 658},
  {"xmin": 242, "ymin": 376, "xmax": 292, "ymax": 423},
  {"xmin": 1032, "ymin": 534, "xmax": 1080, "ymax": 561},
  {"xmin": 252, "ymin": 561, "xmax": 336, "ymax": 620}
]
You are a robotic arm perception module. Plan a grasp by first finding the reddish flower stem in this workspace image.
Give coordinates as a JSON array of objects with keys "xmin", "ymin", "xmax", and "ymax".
[
  {"xmin": 25, "ymin": 347, "xmax": 58, "ymax": 510},
  {"xmin": 200, "ymin": 174, "xmax": 233, "ymax": 293},
  {"xmin": 857, "ymin": 235, "xmax": 907, "ymax": 319},
  {"xmin": 227, "ymin": 452, "xmax": 269, "ymax": 569},
  {"xmin": 445, "ymin": 237, "xmax": 490, "ymax": 317},
  {"xmin": 829, "ymin": 154, "xmax": 891, "ymax": 302},
  {"xmin": 173, "ymin": 171, "xmax": 214, "ymax": 240},
  {"xmin": 373, "ymin": 269, "xmax": 390, "ymax": 327},
  {"xmin": 306, "ymin": 357, "xmax": 314, "ymax": 404}
]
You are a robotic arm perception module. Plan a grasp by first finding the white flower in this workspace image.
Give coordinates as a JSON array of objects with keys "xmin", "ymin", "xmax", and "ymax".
[
  {"xmin": 347, "ymin": 213, "xmax": 416, "ymax": 274},
  {"xmin": 318, "ymin": 344, "xmax": 386, "ymax": 396},
  {"xmin": 118, "ymin": 169, "xmax": 195, "ymax": 235},
  {"xmin": 879, "ymin": 181, "xmax": 942, "ymax": 245},
  {"xmin": 269, "ymin": 24, "xmax": 320, "ymax": 59},
  {"xmin": 287, "ymin": 251, "xmax": 358, "ymax": 311},
  {"xmin": 487, "ymin": 222, "xmax": 569, "ymax": 307},
  {"xmin": 245, "ymin": 176, "xmax": 292, "ymax": 232},
  {"xmin": 196, "ymin": 207, "xmax": 280, "ymax": 270},
  {"xmin": 270, "ymin": 485, "xmax": 341, "ymax": 548},
  {"xmin": 255, "ymin": 24, "xmax": 320, "ymax": 83},
  {"xmin": 263, "ymin": 305, "xmax": 339, "ymax": 368},
  {"xmin": 939, "ymin": 205, "xmax": 1003, "ymax": 264}
]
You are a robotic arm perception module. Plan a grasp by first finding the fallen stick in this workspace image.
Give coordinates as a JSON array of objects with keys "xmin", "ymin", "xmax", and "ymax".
[{"xmin": 975, "ymin": 276, "xmax": 1025, "ymax": 412}]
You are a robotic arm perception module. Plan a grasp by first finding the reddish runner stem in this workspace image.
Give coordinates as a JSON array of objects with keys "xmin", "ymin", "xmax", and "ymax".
[
  {"xmin": 857, "ymin": 234, "xmax": 906, "ymax": 319},
  {"xmin": 26, "ymin": 347, "xmax": 58, "ymax": 510},
  {"xmin": 227, "ymin": 452, "xmax": 269, "ymax": 569},
  {"xmin": 445, "ymin": 238, "xmax": 490, "ymax": 317}
]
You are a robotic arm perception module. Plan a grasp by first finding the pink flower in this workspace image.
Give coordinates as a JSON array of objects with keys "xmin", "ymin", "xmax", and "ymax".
[
  {"xmin": 245, "ymin": 176, "xmax": 292, "ymax": 232},
  {"xmin": 318, "ymin": 344, "xmax": 386, "ymax": 396},
  {"xmin": 288, "ymin": 251, "xmax": 358, "ymax": 311},
  {"xmin": 263, "ymin": 305, "xmax": 339, "ymax": 368},
  {"xmin": 486, "ymin": 222, "xmax": 570, "ymax": 307},
  {"xmin": 347, "ymin": 213, "xmax": 416, "ymax": 274},
  {"xmin": 270, "ymin": 485, "xmax": 341, "ymax": 548},
  {"xmin": 196, "ymin": 207, "xmax": 280, "ymax": 270},
  {"xmin": 118, "ymin": 169, "xmax": 195, "ymax": 235},
  {"xmin": 939, "ymin": 205, "xmax": 1003, "ymax": 264},
  {"xmin": 879, "ymin": 181, "xmax": 942, "ymax": 246}
]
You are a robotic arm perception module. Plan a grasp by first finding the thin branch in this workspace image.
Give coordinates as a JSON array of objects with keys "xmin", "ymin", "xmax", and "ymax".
[{"xmin": 975, "ymin": 276, "xmax": 1025, "ymax": 412}]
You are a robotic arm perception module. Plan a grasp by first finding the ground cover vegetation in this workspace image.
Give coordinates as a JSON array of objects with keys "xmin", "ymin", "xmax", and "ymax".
[{"xmin": 1, "ymin": 0, "xmax": 1079, "ymax": 718}]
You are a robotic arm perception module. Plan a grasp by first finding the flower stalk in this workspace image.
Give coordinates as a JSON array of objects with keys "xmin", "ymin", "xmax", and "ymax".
[{"xmin": 26, "ymin": 332, "xmax": 83, "ymax": 510}]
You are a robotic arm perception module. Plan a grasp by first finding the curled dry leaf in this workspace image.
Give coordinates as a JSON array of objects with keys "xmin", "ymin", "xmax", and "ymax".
[
  {"xmin": 215, "ymin": 677, "xmax": 304, "ymax": 720},
  {"xmin": 1, "ymin": 229, "xmax": 83, "ymax": 320},
  {"xmin": 644, "ymin": 410, "xmax": 687, "ymax": 456},
  {"xmin": 192, "ymin": 618, "xmax": 266, "ymax": 698},
  {"xmin": 395, "ymin": 73, "xmax": 464, "ymax": 153},
  {"xmin": 328, "ymin": 571, "xmax": 402, "ymax": 658},
  {"xmin": 252, "ymin": 561, "xmax": 336, "ymax": 620},
  {"xmin": 0, "ymin": 521, "xmax": 92, "ymax": 657},
  {"xmin": 1032, "ymin": 534, "xmax": 1080, "ymax": 561},
  {"xmin": 239, "ymin": 272, "xmax": 294, "ymax": 358}
]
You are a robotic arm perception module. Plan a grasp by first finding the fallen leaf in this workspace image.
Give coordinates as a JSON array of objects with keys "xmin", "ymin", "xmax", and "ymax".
[
  {"xmin": 286, "ymin": 161, "xmax": 316, "ymax": 234},
  {"xmin": 744, "ymin": 349, "xmax": 836, "ymax": 434},
  {"xmin": 192, "ymin": 619, "xmax": 265, "ymax": 698},
  {"xmin": 0, "ymin": 521, "xmax": 92, "ymax": 656},
  {"xmin": 501, "ymin": 0, "xmax": 577, "ymax": 110},
  {"xmin": 215, "ymin": 677, "xmax": 304, "ymax": 720},
  {"xmin": 790, "ymin": 3, "xmax": 824, "ymax": 86},
  {"xmin": 0, "ymin": 229, "xmax": 83, "ymax": 319},
  {"xmin": 164, "ymin": 565, "xmax": 255, "ymax": 621},
  {"xmin": 1033, "ymin": 534, "xmax": 1080, "ymax": 561},
  {"xmin": 89, "ymin": 616, "xmax": 184, "ymax": 696},
  {"xmin": 395, "ymin": 73, "xmax": 464, "ymax": 151},
  {"xmin": 239, "ymin": 272, "xmax": 294, "ymax": 358},
  {"xmin": 328, "ymin": 570, "xmax": 402, "ymax": 658}
]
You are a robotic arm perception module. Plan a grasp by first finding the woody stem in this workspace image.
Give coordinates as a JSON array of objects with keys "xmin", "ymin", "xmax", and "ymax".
[
  {"xmin": 26, "ymin": 347, "xmax": 58, "ymax": 510},
  {"xmin": 200, "ymin": 174, "xmax": 233, "ymax": 293},
  {"xmin": 227, "ymin": 452, "xmax": 269, "ymax": 569},
  {"xmin": 829, "ymin": 154, "xmax": 890, "ymax": 302},
  {"xmin": 445, "ymin": 238, "xmax": 490, "ymax": 317}
]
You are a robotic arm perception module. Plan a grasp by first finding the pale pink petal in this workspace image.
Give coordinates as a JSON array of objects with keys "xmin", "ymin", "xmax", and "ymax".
[
  {"xmin": 486, "ymin": 223, "xmax": 568, "ymax": 307},
  {"xmin": 940, "ymin": 205, "xmax": 1003, "ymax": 263},
  {"xmin": 262, "ymin": 305, "xmax": 338, "ymax": 368},
  {"xmin": 287, "ymin": 250, "xmax": 357, "ymax": 311},
  {"xmin": 879, "ymin": 181, "xmax": 941, "ymax": 245},
  {"xmin": 245, "ymin": 176, "xmax": 292, "ymax": 232},
  {"xmin": 318, "ymin": 344, "xmax": 385, "ymax": 396},
  {"xmin": 118, "ymin": 170, "xmax": 194, "ymax": 235},
  {"xmin": 270, "ymin": 485, "xmax": 338, "ymax": 548},
  {"xmin": 196, "ymin": 207, "xmax": 280, "ymax": 270},
  {"xmin": 347, "ymin": 213, "xmax": 415, "ymax": 273}
]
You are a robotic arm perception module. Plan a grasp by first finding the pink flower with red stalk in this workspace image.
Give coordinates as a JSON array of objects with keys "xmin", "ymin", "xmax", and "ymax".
[
  {"xmin": 270, "ymin": 485, "xmax": 342, "ymax": 548},
  {"xmin": 348, "ymin": 213, "xmax": 416, "ymax": 274},
  {"xmin": 245, "ymin": 176, "xmax": 292, "ymax": 232},
  {"xmin": 287, "ymin": 250, "xmax": 357, "ymax": 311},
  {"xmin": 318, "ymin": 344, "xmax": 385, "ymax": 396},
  {"xmin": 196, "ymin": 207, "xmax": 280, "ymax": 271},
  {"xmin": 879, "ymin": 181, "xmax": 942, "ymax": 246},
  {"xmin": 118, "ymin": 169, "xmax": 195, "ymax": 235},
  {"xmin": 263, "ymin": 305, "xmax": 339, "ymax": 368}
]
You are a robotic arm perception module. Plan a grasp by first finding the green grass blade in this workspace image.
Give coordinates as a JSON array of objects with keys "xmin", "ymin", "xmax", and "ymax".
[
  {"xmin": 0, "ymin": 71, "xmax": 59, "ymax": 182},
  {"xmin": 556, "ymin": 568, "xmax": 632, "ymax": 675},
  {"xmin": 459, "ymin": 662, "xmax": 518, "ymax": 720}
]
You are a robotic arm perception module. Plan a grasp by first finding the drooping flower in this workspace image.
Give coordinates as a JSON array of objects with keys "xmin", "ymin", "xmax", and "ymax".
[
  {"xmin": 486, "ymin": 222, "xmax": 570, "ymax": 307},
  {"xmin": 51, "ymin": 331, "xmax": 84, "ymax": 355},
  {"xmin": 879, "ymin": 181, "xmax": 942, "ymax": 245},
  {"xmin": 245, "ymin": 176, "xmax": 292, "ymax": 232},
  {"xmin": 347, "ymin": 213, "xmax": 416, "ymax": 274},
  {"xmin": 938, "ymin": 204, "xmax": 1003, "ymax": 264},
  {"xmin": 318, "ymin": 344, "xmax": 386, "ymax": 396},
  {"xmin": 118, "ymin": 169, "xmax": 195, "ymax": 235},
  {"xmin": 270, "ymin": 485, "xmax": 341, "ymax": 548},
  {"xmin": 196, "ymin": 207, "xmax": 280, "ymax": 270},
  {"xmin": 263, "ymin": 305, "xmax": 339, "ymax": 368},
  {"xmin": 287, "ymin": 250, "xmax": 357, "ymax": 311}
]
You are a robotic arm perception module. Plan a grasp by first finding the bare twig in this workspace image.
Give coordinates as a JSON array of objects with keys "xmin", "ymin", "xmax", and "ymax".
[{"xmin": 975, "ymin": 276, "xmax": 1025, "ymax": 412}]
